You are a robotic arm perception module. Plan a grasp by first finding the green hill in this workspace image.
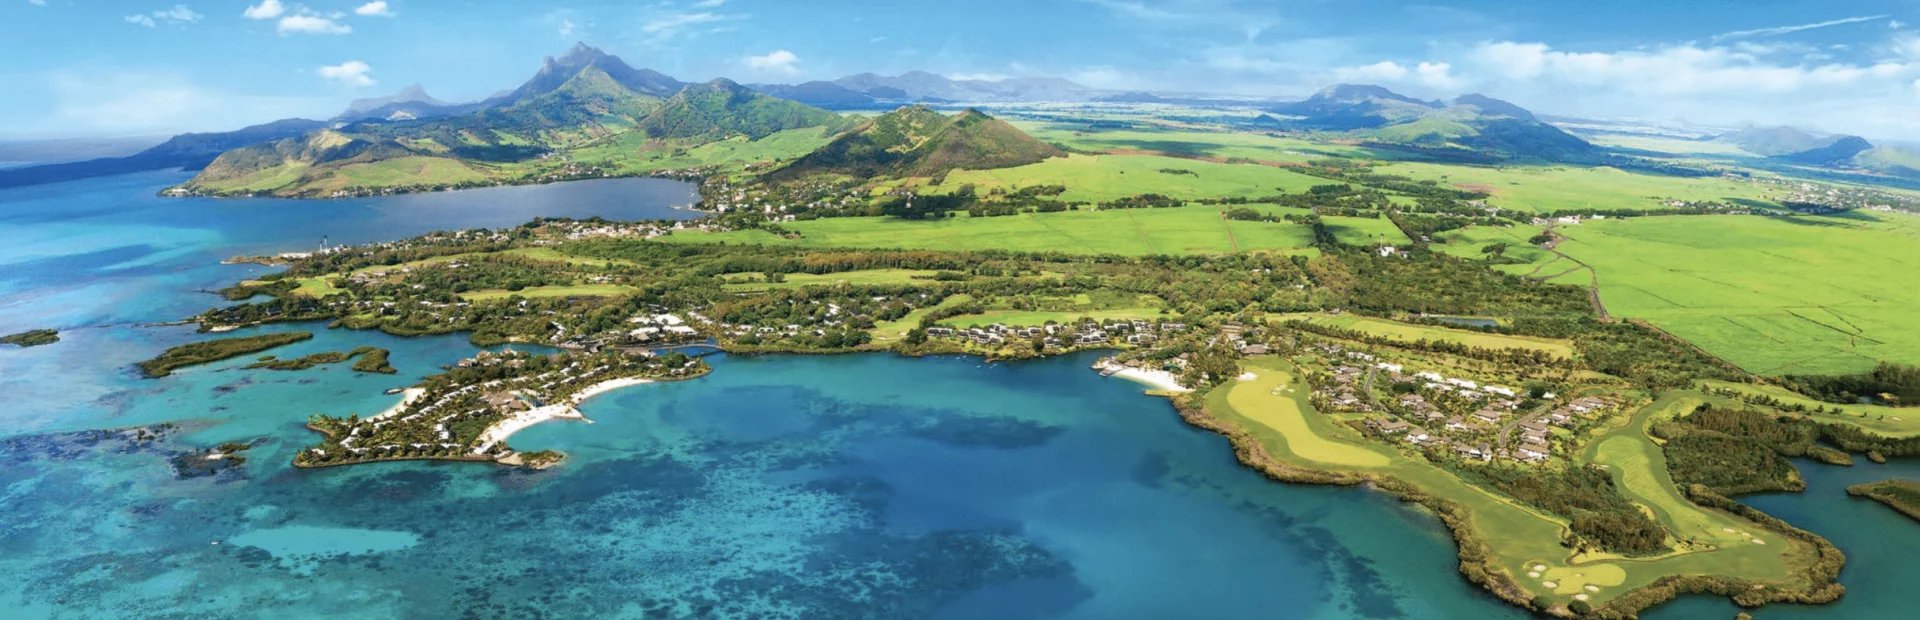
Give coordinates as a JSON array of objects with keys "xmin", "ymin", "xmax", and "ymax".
[
  {"xmin": 1361, "ymin": 93, "xmax": 1597, "ymax": 162},
  {"xmin": 776, "ymin": 106, "xmax": 1062, "ymax": 179},
  {"xmin": 637, "ymin": 79, "xmax": 844, "ymax": 140}
]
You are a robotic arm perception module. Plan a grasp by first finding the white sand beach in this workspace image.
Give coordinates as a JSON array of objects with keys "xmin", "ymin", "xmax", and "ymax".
[
  {"xmin": 1095, "ymin": 359, "xmax": 1191, "ymax": 393},
  {"xmin": 472, "ymin": 377, "xmax": 654, "ymax": 455},
  {"xmin": 568, "ymin": 376, "xmax": 654, "ymax": 405},
  {"xmin": 474, "ymin": 404, "xmax": 587, "ymax": 454},
  {"xmin": 368, "ymin": 388, "xmax": 427, "ymax": 421}
]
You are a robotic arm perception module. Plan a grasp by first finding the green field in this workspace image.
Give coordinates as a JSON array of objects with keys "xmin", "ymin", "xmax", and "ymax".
[
  {"xmin": 1551, "ymin": 213, "xmax": 1920, "ymax": 375},
  {"xmin": 459, "ymin": 284, "xmax": 636, "ymax": 301},
  {"xmin": 721, "ymin": 268, "xmax": 939, "ymax": 291},
  {"xmin": 1201, "ymin": 357, "xmax": 1820, "ymax": 608},
  {"xmin": 1373, "ymin": 162, "xmax": 1779, "ymax": 213},
  {"xmin": 570, "ymin": 127, "xmax": 834, "ymax": 175},
  {"xmin": 1279, "ymin": 312, "xmax": 1576, "ymax": 358},
  {"xmin": 1012, "ymin": 121, "xmax": 1396, "ymax": 162},
  {"xmin": 668, "ymin": 205, "xmax": 1405, "ymax": 255},
  {"xmin": 906, "ymin": 153, "xmax": 1331, "ymax": 204}
]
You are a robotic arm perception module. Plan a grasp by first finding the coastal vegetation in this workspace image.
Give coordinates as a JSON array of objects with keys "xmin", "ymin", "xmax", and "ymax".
[
  {"xmin": 0, "ymin": 329, "xmax": 59, "ymax": 347},
  {"xmin": 136, "ymin": 332, "xmax": 313, "ymax": 378},
  {"xmin": 1846, "ymin": 479, "xmax": 1920, "ymax": 524},
  {"xmin": 246, "ymin": 346, "xmax": 395, "ymax": 373}
]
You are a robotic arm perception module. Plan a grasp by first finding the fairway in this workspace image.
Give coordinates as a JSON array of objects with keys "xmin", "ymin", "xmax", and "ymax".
[
  {"xmin": 1214, "ymin": 359, "xmax": 1392, "ymax": 467},
  {"xmin": 1201, "ymin": 358, "xmax": 1823, "ymax": 609},
  {"xmin": 1552, "ymin": 212, "xmax": 1920, "ymax": 375},
  {"xmin": 1280, "ymin": 312, "xmax": 1575, "ymax": 358},
  {"xmin": 666, "ymin": 205, "xmax": 1404, "ymax": 255}
]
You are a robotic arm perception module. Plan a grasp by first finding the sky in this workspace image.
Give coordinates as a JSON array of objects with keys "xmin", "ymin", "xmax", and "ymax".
[{"xmin": 4, "ymin": 0, "xmax": 1920, "ymax": 140}]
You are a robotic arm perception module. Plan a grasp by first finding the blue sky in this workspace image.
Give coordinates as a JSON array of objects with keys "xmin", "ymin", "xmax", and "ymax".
[{"xmin": 5, "ymin": 0, "xmax": 1920, "ymax": 139}]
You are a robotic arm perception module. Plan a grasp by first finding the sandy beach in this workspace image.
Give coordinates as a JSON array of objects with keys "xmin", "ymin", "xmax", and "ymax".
[
  {"xmin": 568, "ymin": 376, "xmax": 654, "ymax": 405},
  {"xmin": 368, "ymin": 388, "xmax": 427, "ymax": 421},
  {"xmin": 1095, "ymin": 359, "xmax": 1191, "ymax": 393},
  {"xmin": 472, "ymin": 377, "xmax": 655, "ymax": 454}
]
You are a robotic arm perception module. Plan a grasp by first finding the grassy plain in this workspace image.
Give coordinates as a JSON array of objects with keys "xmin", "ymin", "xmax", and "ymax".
[
  {"xmin": 667, "ymin": 205, "xmax": 1405, "ymax": 255},
  {"xmin": 904, "ymin": 153, "xmax": 1331, "ymax": 203},
  {"xmin": 1550, "ymin": 212, "xmax": 1920, "ymax": 375},
  {"xmin": 1372, "ymin": 162, "xmax": 1779, "ymax": 213}
]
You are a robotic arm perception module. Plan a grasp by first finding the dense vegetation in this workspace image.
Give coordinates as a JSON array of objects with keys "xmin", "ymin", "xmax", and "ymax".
[
  {"xmin": 1785, "ymin": 362, "xmax": 1920, "ymax": 407},
  {"xmin": 1, "ymin": 329, "xmax": 59, "ymax": 347},
  {"xmin": 137, "ymin": 332, "xmax": 314, "ymax": 378},
  {"xmin": 1453, "ymin": 464, "xmax": 1670, "ymax": 555},
  {"xmin": 1846, "ymin": 479, "xmax": 1920, "ymax": 524}
]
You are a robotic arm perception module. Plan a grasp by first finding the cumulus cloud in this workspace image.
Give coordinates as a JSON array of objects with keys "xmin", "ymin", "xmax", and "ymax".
[
  {"xmin": 354, "ymin": 1, "xmax": 393, "ymax": 17},
  {"xmin": 125, "ymin": 5, "xmax": 203, "ymax": 28},
  {"xmin": 278, "ymin": 12, "xmax": 351, "ymax": 35},
  {"xmin": 242, "ymin": 0, "xmax": 284, "ymax": 19},
  {"xmin": 743, "ymin": 50, "xmax": 800, "ymax": 75},
  {"xmin": 318, "ymin": 60, "xmax": 375, "ymax": 87}
]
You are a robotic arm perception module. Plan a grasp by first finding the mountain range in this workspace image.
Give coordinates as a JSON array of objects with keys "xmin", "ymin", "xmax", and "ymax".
[
  {"xmin": 184, "ymin": 45, "xmax": 1064, "ymax": 197},
  {"xmin": 1710, "ymin": 125, "xmax": 1919, "ymax": 176},
  {"xmin": 1268, "ymin": 84, "xmax": 1600, "ymax": 163}
]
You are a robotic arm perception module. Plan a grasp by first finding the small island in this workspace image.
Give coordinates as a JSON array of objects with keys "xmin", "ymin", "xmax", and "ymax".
[
  {"xmin": 295, "ymin": 349, "xmax": 707, "ymax": 469},
  {"xmin": 1, "ymin": 329, "xmax": 59, "ymax": 348},
  {"xmin": 137, "ymin": 332, "xmax": 313, "ymax": 377},
  {"xmin": 247, "ymin": 346, "xmax": 397, "ymax": 373},
  {"xmin": 1847, "ymin": 479, "xmax": 1920, "ymax": 524}
]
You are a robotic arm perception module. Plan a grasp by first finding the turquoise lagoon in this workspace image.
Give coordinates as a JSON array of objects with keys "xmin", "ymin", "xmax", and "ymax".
[{"xmin": 0, "ymin": 173, "xmax": 1907, "ymax": 618}]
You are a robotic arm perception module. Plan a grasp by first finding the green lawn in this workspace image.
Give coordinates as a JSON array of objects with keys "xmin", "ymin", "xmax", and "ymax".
[
  {"xmin": 1551, "ymin": 213, "xmax": 1920, "ymax": 375},
  {"xmin": 666, "ymin": 205, "xmax": 1403, "ymax": 256},
  {"xmin": 938, "ymin": 307, "xmax": 1165, "ymax": 328}
]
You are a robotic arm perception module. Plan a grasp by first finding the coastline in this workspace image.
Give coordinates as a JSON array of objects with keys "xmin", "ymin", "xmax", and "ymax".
[
  {"xmin": 471, "ymin": 376, "xmax": 657, "ymax": 455},
  {"xmin": 368, "ymin": 388, "xmax": 427, "ymax": 421},
  {"xmin": 1094, "ymin": 359, "xmax": 1192, "ymax": 393}
]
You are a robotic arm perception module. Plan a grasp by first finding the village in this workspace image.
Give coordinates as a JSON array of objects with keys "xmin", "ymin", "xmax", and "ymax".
[{"xmin": 1305, "ymin": 343, "xmax": 1618, "ymax": 465}]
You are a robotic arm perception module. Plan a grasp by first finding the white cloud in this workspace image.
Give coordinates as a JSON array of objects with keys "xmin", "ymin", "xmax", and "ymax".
[
  {"xmin": 691, "ymin": 0, "xmax": 726, "ymax": 7},
  {"xmin": 743, "ymin": 50, "xmax": 800, "ymax": 75},
  {"xmin": 125, "ymin": 5, "xmax": 203, "ymax": 27},
  {"xmin": 1068, "ymin": 67, "xmax": 1134, "ymax": 89},
  {"xmin": 353, "ymin": 1, "xmax": 392, "ymax": 17},
  {"xmin": 278, "ymin": 12, "xmax": 351, "ymax": 35},
  {"xmin": 869, "ymin": 36, "xmax": 888, "ymax": 44},
  {"xmin": 317, "ymin": 60, "xmax": 375, "ymax": 87},
  {"xmin": 242, "ymin": 0, "xmax": 284, "ymax": 19},
  {"xmin": 28, "ymin": 0, "xmax": 47, "ymax": 6},
  {"xmin": 642, "ymin": 12, "xmax": 729, "ymax": 36},
  {"xmin": 1713, "ymin": 15, "xmax": 1889, "ymax": 42},
  {"xmin": 559, "ymin": 18, "xmax": 576, "ymax": 37},
  {"xmin": 1336, "ymin": 60, "xmax": 1409, "ymax": 81}
]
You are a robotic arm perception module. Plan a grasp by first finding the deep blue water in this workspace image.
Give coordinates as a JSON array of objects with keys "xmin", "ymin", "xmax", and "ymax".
[{"xmin": 0, "ymin": 173, "xmax": 1906, "ymax": 618}]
